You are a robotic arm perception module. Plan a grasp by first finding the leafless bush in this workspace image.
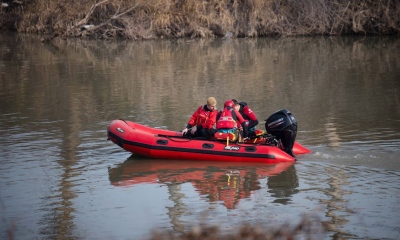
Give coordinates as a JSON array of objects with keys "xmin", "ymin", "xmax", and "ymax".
[{"xmin": 149, "ymin": 214, "xmax": 328, "ymax": 240}]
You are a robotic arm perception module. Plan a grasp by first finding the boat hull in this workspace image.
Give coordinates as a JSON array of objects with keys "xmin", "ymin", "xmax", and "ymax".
[{"xmin": 107, "ymin": 120, "xmax": 311, "ymax": 163}]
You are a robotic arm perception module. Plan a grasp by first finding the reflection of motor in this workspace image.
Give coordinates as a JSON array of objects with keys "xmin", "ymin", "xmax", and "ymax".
[
  {"xmin": 265, "ymin": 109, "xmax": 297, "ymax": 157},
  {"xmin": 267, "ymin": 164, "xmax": 299, "ymax": 204}
]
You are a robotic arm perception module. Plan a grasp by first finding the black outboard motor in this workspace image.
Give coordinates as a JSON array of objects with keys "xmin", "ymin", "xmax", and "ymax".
[{"xmin": 265, "ymin": 109, "xmax": 297, "ymax": 157}]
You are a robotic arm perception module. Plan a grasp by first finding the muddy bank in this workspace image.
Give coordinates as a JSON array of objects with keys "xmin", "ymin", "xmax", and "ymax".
[{"xmin": 1, "ymin": 0, "xmax": 399, "ymax": 40}]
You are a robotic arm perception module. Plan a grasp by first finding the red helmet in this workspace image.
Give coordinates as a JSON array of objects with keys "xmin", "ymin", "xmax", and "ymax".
[{"xmin": 224, "ymin": 100, "xmax": 234, "ymax": 108}]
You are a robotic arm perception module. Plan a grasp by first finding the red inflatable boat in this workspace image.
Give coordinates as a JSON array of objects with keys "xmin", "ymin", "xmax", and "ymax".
[{"xmin": 107, "ymin": 110, "xmax": 311, "ymax": 163}]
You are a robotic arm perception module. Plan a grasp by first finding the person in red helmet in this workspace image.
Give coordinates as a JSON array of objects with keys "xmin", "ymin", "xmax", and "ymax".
[
  {"xmin": 182, "ymin": 97, "xmax": 218, "ymax": 139},
  {"xmin": 215, "ymin": 100, "xmax": 248, "ymax": 141},
  {"xmin": 232, "ymin": 99, "xmax": 259, "ymax": 139}
]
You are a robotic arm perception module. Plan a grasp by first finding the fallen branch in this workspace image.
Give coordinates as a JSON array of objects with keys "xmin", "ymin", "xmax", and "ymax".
[
  {"xmin": 75, "ymin": 0, "xmax": 110, "ymax": 27},
  {"xmin": 86, "ymin": 3, "xmax": 139, "ymax": 32}
]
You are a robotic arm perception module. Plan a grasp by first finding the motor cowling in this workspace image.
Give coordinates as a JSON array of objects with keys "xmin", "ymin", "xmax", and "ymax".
[{"xmin": 265, "ymin": 109, "xmax": 297, "ymax": 157}]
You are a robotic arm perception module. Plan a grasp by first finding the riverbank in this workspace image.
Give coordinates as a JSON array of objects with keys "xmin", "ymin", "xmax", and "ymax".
[{"xmin": 1, "ymin": 0, "xmax": 399, "ymax": 41}]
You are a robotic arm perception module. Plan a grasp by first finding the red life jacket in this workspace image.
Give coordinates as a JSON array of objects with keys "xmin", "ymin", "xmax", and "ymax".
[
  {"xmin": 216, "ymin": 108, "xmax": 237, "ymax": 129},
  {"xmin": 188, "ymin": 105, "xmax": 217, "ymax": 129}
]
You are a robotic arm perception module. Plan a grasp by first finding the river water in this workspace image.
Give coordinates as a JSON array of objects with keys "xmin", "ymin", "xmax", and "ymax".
[{"xmin": 0, "ymin": 33, "xmax": 399, "ymax": 239}]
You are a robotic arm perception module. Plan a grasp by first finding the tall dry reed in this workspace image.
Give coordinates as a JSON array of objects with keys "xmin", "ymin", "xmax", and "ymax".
[{"xmin": 1, "ymin": 0, "xmax": 399, "ymax": 40}]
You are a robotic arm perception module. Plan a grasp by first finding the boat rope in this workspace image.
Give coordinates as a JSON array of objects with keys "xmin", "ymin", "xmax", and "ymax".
[{"xmin": 159, "ymin": 135, "xmax": 192, "ymax": 142}]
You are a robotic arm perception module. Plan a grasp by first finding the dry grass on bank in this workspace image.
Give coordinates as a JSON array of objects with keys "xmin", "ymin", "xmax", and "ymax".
[
  {"xmin": 149, "ymin": 214, "xmax": 328, "ymax": 240},
  {"xmin": 1, "ymin": 0, "xmax": 399, "ymax": 40},
  {"xmin": 3, "ymin": 214, "xmax": 328, "ymax": 239}
]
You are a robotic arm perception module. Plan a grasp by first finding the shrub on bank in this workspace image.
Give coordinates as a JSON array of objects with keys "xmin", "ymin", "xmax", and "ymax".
[
  {"xmin": 1, "ymin": 0, "xmax": 398, "ymax": 40},
  {"xmin": 150, "ymin": 214, "xmax": 328, "ymax": 240}
]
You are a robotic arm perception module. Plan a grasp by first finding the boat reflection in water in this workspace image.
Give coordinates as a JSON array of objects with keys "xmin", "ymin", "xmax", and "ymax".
[{"xmin": 108, "ymin": 156, "xmax": 297, "ymax": 209}]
